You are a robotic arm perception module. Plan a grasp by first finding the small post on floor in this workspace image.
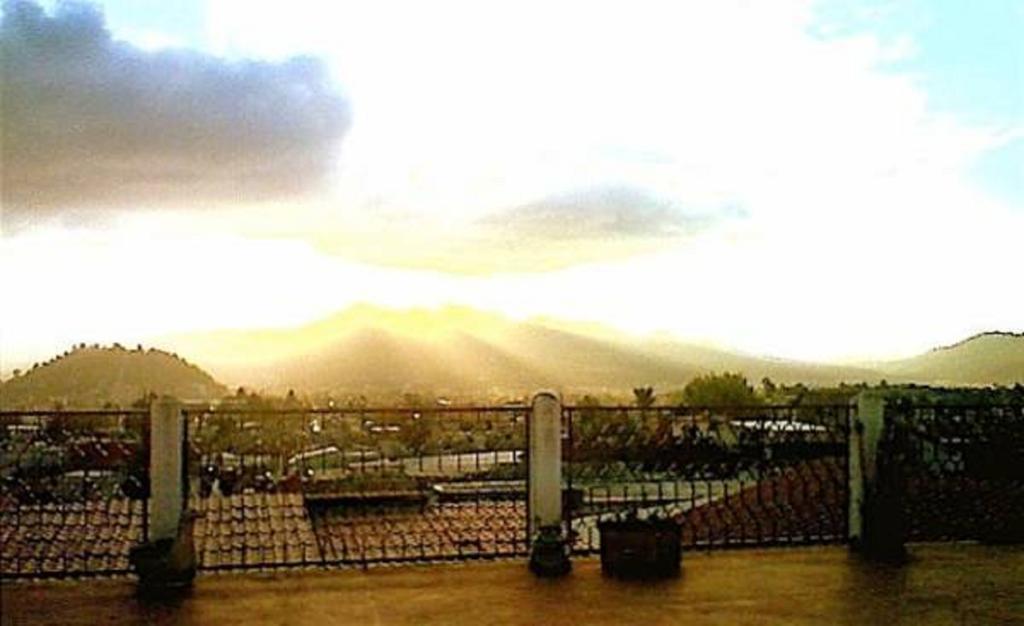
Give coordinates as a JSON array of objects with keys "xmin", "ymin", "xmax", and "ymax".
[
  {"xmin": 850, "ymin": 391, "xmax": 905, "ymax": 561},
  {"xmin": 528, "ymin": 390, "xmax": 570, "ymax": 576}
]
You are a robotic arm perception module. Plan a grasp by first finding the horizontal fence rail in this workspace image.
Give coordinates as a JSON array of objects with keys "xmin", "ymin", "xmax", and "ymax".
[
  {"xmin": 561, "ymin": 404, "xmax": 852, "ymax": 553},
  {"xmin": 0, "ymin": 410, "xmax": 150, "ymax": 578},
  {"xmin": 883, "ymin": 402, "xmax": 1024, "ymax": 543},
  {"xmin": 182, "ymin": 405, "xmax": 531, "ymax": 571}
]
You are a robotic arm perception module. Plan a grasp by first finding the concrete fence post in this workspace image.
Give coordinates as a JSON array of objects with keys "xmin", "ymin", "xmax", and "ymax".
[
  {"xmin": 528, "ymin": 390, "xmax": 570, "ymax": 576},
  {"xmin": 529, "ymin": 391, "xmax": 562, "ymax": 536},
  {"xmin": 847, "ymin": 391, "xmax": 888, "ymax": 553},
  {"xmin": 150, "ymin": 396, "xmax": 186, "ymax": 541}
]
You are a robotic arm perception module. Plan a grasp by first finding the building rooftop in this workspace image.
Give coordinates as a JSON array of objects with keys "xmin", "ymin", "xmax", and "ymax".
[{"xmin": 3, "ymin": 544, "xmax": 1022, "ymax": 625}]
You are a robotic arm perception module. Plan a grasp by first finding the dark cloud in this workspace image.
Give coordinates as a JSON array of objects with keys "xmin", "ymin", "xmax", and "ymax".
[
  {"xmin": 480, "ymin": 186, "xmax": 744, "ymax": 240},
  {"xmin": 1, "ymin": 1, "xmax": 350, "ymax": 227}
]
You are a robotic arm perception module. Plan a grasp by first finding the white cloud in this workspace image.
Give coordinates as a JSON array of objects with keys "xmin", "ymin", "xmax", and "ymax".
[{"xmin": 198, "ymin": 0, "xmax": 1009, "ymax": 225}]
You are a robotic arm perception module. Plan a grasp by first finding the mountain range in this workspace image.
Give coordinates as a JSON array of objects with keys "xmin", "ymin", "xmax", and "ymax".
[
  {"xmin": 156, "ymin": 305, "xmax": 886, "ymax": 395},
  {"xmin": 158, "ymin": 306, "xmax": 1022, "ymax": 396},
  {"xmin": 1, "ymin": 307, "xmax": 1020, "ymax": 408}
]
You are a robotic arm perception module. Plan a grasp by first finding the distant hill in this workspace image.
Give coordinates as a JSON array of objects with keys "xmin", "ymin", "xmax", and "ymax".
[
  {"xmin": 0, "ymin": 345, "xmax": 227, "ymax": 409},
  {"xmin": 10, "ymin": 312, "xmax": 1017, "ymax": 406},
  {"xmin": 160, "ymin": 304, "xmax": 885, "ymax": 395},
  {"xmin": 639, "ymin": 338, "xmax": 883, "ymax": 388},
  {"xmin": 879, "ymin": 332, "xmax": 1024, "ymax": 386}
]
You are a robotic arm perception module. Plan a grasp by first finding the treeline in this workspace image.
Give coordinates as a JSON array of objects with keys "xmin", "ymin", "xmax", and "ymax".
[{"xmin": 580, "ymin": 372, "xmax": 1024, "ymax": 409}]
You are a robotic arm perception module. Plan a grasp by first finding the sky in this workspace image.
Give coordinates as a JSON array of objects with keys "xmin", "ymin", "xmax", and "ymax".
[{"xmin": 1, "ymin": 0, "xmax": 1022, "ymax": 370}]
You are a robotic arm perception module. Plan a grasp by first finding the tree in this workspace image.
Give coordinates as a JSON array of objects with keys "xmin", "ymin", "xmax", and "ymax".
[
  {"xmin": 400, "ymin": 410, "xmax": 437, "ymax": 455},
  {"xmin": 580, "ymin": 395, "xmax": 600, "ymax": 407},
  {"xmin": 632, "ymin": 386, "xmax": 656, "ymax": 408},
  {"xmin": 573, "ymin": 395, "xmax": 602, "ymax": 457},
  {"xmin": 681, "ymin": 372, "xmax": 760, "ymax": 407}
]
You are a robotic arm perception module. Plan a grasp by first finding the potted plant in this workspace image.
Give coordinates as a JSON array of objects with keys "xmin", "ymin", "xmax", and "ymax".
[
  {"xmin": 130, "ymin": 510, "xmax": 202, "ymax": 589},
  {"xmin": 598, "ymin": 509, "xmax": 682, "ymax": 579},
  {"xmin": 529, "ymin": 523, "xmax": 572, "ymax": 577}
]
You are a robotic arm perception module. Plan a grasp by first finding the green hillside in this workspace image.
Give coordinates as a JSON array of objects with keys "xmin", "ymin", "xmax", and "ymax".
[
  {"xmin": 0, "ymin": 344, "xmax": 227, "ymax": 409},
  {"xmin": 880, "ymin": 332, "xmax": 1024, "ymax": 386}
]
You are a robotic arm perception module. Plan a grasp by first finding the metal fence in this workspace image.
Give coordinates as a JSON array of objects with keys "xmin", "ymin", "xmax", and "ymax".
[
  {"xmin": 6, "ymin": 396, "xmax": 1022, "ymax": 580},
  {"xmin": 883, "ymin": 402, "xmax": 1024, "ymax": 543},
  {"xmin": 561, "ymin": 404, "xmax": 851, "ymax": 553},
  {"xmin": 0, "ymin": 403, "xmax": 854, "ymax": 577},
  {"xmin": 182, "ymin": 405, "xmax": 530, "ymax": 570},
  {"xmin": 0, "ymin": 410, "xmax": 149, "ymax": 578}
]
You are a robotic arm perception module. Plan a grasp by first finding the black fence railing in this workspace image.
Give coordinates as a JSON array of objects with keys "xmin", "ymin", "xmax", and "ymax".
[
  {"xmin": 0, "ymin": 410, "xmax": 150, "ymax": 578},
  {"xmin": 884, "ymin": 402, "xmax": 1024, "ymax": 543},
  {"xmin": 6, "ymin": 396, "xmax": 1021, "ymax": 580},
  {"xmin": 182, "ymin": 405, "xmax": 530, "ymax": 570},
  {"xmin": 561, "ymin": 404, "xmax": 851, "ymax": 553}
]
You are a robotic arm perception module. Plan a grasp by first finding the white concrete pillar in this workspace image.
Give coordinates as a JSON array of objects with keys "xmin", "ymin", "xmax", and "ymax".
[
  {"xmin": 150, "ymin": 397, "xmax": 185, "ymax": 541},
  {"xmin": 528, "ymin": 391, "xmax": 562, "ymax": 539},
  {"xmin": 849, "ymin": 391, "xmax": 885, "ymax": 544}
]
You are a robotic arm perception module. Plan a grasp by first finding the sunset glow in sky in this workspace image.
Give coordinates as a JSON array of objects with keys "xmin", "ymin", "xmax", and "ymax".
[{"xmin": 2, "ymin": 0, "xmax": 1022, "ymax": 369}]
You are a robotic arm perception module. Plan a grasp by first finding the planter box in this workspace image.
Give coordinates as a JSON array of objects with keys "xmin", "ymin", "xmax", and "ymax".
[
  {"xmin": 304, "ymin": 490, "xmax": 429, "ymax": 512},
  {"xmin": 598, "ymin": 519, "xmax": 681, "ymax": 579}
]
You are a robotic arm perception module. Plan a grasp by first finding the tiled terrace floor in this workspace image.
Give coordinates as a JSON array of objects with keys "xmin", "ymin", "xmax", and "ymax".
[{"xmin": 3, "ymin": 544, "xmax": 1023, "ymax": 625}]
